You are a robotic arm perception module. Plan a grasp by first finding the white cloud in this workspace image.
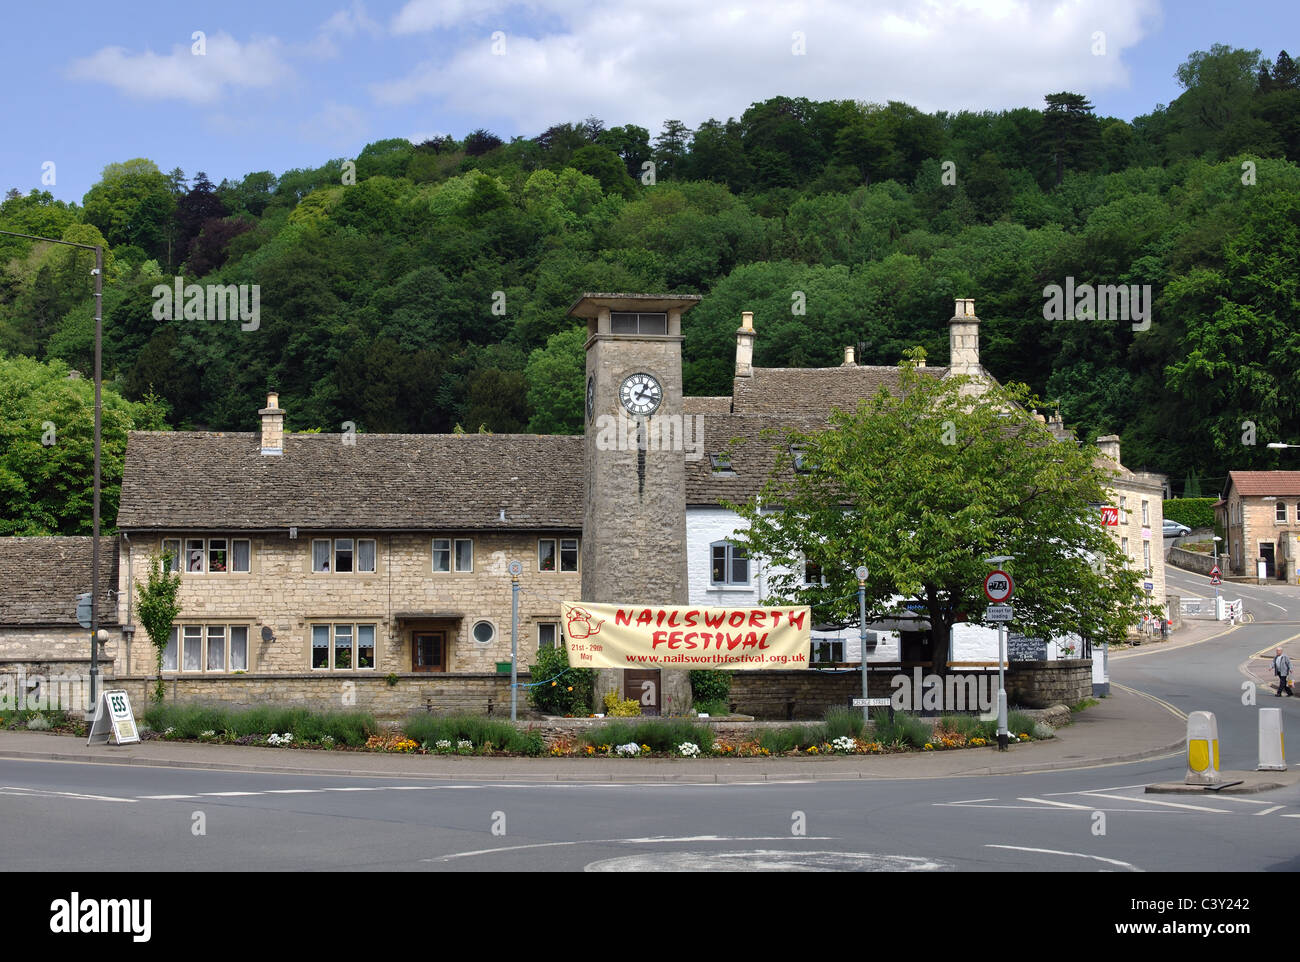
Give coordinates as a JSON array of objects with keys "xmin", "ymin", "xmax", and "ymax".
[
  {"xmin": 375, "ymin": 0, "xmax": 1161, "ymax": 133},
  {"xmin": 303, "ymin": 2, "xmax": 384, "ymax": 60},
  {"xmin": 67, "ymin": 32, "xmax": 293, "ymax": 104}
]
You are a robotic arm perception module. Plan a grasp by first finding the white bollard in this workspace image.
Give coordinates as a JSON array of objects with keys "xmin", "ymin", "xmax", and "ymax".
[
  {"xmin": 1185, "ymin": 710, "xmax": 1222, "ymax": 785},
  {"xmin": 1258, "ymin": 708, "xmax": 1286, "ymax": 771}
]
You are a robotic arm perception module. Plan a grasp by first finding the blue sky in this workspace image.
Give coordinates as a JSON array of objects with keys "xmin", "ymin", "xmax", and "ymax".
[{"xmin": 3, "ymin": 0, "xmax": 1298, "ymax": 204}]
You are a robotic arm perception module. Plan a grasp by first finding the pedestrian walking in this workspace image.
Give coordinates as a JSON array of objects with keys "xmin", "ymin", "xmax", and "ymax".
[{"xmin": 1273, "ymin": 648, "xmax": 1293, "ymax": 697}]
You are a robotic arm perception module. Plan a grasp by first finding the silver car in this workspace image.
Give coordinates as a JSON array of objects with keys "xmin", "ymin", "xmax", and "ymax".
[{"xmin": 1163, "ymin": 520, "xmax": 1191, "ymax": 537}]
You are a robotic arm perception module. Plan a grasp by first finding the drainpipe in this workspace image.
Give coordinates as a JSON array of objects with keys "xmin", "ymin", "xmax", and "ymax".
[{"xmin": 122, "ymin": 532, "xmax": 134, "ymax": 677}]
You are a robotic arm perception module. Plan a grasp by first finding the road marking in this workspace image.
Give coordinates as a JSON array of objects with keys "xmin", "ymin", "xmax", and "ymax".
[
  {"xmin": 140, "ymin": 794, "xmax": 200, "ymax": 799},
  {"xmin": 325, "ymin": 787, "xmax": 380, "ymax": 791},
  {"xmin": 984, "ymin": 844, "xmax": 1139, "ymax": 871},
  {"xmin": 1079, "ymin": 792, "xmax": 1231, "ymax": 813},
  {"xmin": 1281, "ymin": 814, "xmax": 1300, "ymax": 819},
  {"xmin": 1018, "ymin": 796, "xmax": 1094, "ymax": 810},
  {"xmin": 198, "ymin": 791, "xmax": 262, "ymax": 797},
  {"xmin": 1268, "ymin": 602, "xmax": 1287, "ymax": 611},
  {"xmin": 1256, "ymin": 806, "xmax": 1283, "ymax": 815},
  {"xmin": 264, "ymin": 789, "xmax": 317, "ymax": 794},
  {"xmin": 429, "ymin": 835, "xmax": 837, "ymax": 861},
  {"xmin": 1111, "ymin": 683, "xmax": 1188, "ymax": 721},
  {"xmin": 947, "ymin": 797, "xmax": 998, "ymax": 804},
  {"xmin": 1044, "ymin": 782, "xmax": 1151, "ymax": 796},
  {"xmin": 0, "ymin": 786, "xmax": 136, "ymax": 803}
]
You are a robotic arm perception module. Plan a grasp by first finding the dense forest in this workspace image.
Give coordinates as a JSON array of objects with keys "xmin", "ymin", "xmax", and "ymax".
[{"xmin": 3, "ymin": 42, "xmax": 1300, "ymax": 534}]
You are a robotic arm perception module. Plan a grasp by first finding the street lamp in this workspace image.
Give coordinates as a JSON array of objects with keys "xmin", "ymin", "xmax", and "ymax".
[
  {"xmin": 1212, "ymin": 536, "xmax": 1223, "ymax": 612},
  {"xmin": 985, "ymin": 555, "xmax": 1014, "ymax": 750},
  {"xmin": 0, "ymin": 229, "xmax": 103, "ymax": 717},
  {"xmin": 855, "ymin": 565, "xmax": 869, "ymax": 725}
]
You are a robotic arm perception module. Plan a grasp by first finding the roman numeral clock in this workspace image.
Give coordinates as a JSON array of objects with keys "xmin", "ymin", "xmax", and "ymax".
[{"xmin": 568, "ymin": 293, "xmax": 701, "ymax": 714}]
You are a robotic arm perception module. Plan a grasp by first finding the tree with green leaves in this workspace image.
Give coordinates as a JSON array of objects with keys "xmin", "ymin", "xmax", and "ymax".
[
  {"xmin": 1041, "ymin": 92, "xmax": 1100, "ymax": 186},
  {"xmin": 731, "ymin": 359, "xmax": 1159, "ymax": 673},
  {"xmin": 136, "ymin": 552, "xmax": 182, "ymax": 704}
]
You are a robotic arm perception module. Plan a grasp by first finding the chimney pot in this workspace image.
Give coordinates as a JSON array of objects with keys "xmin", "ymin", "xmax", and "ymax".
[
  {"xmin": 842, "ymin": 346, "xmax": 856, "ymax": 367},
  {"xmin": 1097, "ymin": 434, "xmax": 1121, "ymax": 465},
  {"xmin": 948, "ymin": 297, "xmax": 980, "ymax": 376}
]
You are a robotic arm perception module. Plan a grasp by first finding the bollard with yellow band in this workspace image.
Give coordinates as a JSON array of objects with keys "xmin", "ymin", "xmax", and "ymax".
[
  {"xmin": 1185, "ymin": 710, "xmax": 1222, "ymax": 785},
  {"xmin": 1258, "ymin": 708, "xmax": 1286, "ymax": 771}
]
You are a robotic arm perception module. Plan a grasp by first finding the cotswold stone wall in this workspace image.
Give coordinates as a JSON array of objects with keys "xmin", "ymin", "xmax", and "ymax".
[
  {"xmin": 109, "ymin": 672, "xmax": 527, "ymax": 722},
  {"xmin": 1005, "ymin": 659, "xmax": 1092, "ymax": 708},
  {"xmin": 728, "ymin": 670, "xmax": 896, "ymax": 720}
]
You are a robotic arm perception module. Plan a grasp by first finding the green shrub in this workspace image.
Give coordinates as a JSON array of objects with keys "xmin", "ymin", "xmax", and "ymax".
[
  {"xmin": 694, "ymin": 699, "xmax": 729, "ymax": 716},
  {"xmin": 1163, "ymin": 498, "xmax": 1215, "ymax": 529},
  {"xmin": 689, "ymin": 669, "xmax": 732, "ymax": 705},
  {"xmin": 582, "ymin": 719, "xmax": 714, "ymax": 753},
  {"xmin": 141, "ymin": 704, "xmax": 377, "ymax": 745},
  {"xmin": 528, "ymin": 645, "xmax": 594, "ymax": 715},
  {"xmin": 938, "ymin": 714, "xmax": 997, "ymax": 740},
  {"xmin": 870, "ymin": 709, "xmax": 931, "ymax": 747},
  {"xmin": 757, "ymin": 724, "xmax": 827, "ymax": 754},
  {"xmin": 1007, "ymin": 709, "xmax": 1039, "ymax": 738},
  {"xmin": 401, "ymin": 714, "xmax": 543, "ymax": 754},
  {"xmin": 603, "ymin": 691, "xmax": 642, "ymax": 717},
  {"xmin": 825, "ymin": 706, "xmax": 865, "ymax": 739}
]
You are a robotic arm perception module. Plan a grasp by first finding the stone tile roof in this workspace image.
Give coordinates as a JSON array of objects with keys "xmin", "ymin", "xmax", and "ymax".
[
  {"xmin": 684, "ymin": 396, "xmax": 732, "ymax": 415},
  {"xmin": 1226, "ymin": 471, "xmax": 1300, "ymax": 497},
  {"xmin": 686, "ymin": 414, "xmax": 828, "ymax": 506},
  {"xmin": 731, "ymin": 365, "xmax": 948, "ymax": 417},
  {"xmin": 0, "ymin": 537, "xmax": 118, "ymax": 626},
  {"xmin": 117, "ymin": 432, "xmax": 585, "ymax": 531}
]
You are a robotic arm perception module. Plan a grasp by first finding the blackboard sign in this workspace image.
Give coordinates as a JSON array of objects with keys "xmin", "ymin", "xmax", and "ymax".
[{"xmin": 1008, "ymin": 633, "xmax": 1048, "ymax": 661}]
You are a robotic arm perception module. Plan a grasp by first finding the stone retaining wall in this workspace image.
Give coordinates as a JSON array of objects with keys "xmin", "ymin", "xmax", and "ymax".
[{"xmin": 1005, "ymin": 659, "xmax": 1092, "ymax": 708}]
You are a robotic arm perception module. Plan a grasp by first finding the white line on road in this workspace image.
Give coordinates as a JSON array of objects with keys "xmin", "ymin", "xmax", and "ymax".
[
  {"xmin": 1044, "ymin": 783, "xmax": 1151, "ymax": 796},
  {"xmin": 0, "ymin": 787, "xmax": 136, "ymax": 803},
  {"xmin": 947, "ymin": 798, "xmax": 998, "ymax": 804},
  {"xmin": 1079, "ymin": 793, "xmax": 1232, "ymax": 813},
  {"xmin": 140, "ymin": 794, "xmax": 200, "ymax": 799},
  {"xmin": 1255, "ymin": 806, "xmax": 1284, "ymax": 815},
  {"xmin": 325, "ymin": 787, "xmax": 380, "ymax": 791},
  {"xmin": 1018, "ymin": 797, "xmax": 1095, "ymax": 810},
  {"xmin": 1268, "ymin": 602, "xmax": 1287, "ymax": 611},
  {"xmin": 985, "ymin": 844, "xmax": 1139, "ymax": 871},
  {"xmin": 198, "ymin": 791, "xmax": 262, "ymax": 797},
  {"xmin": 429, "ymin": 835, "xmax": 838, "ymax": 861},
  {"xmin": 1281, "ymin": 814, "xmax": 1300, "ymax": 819},
  {"xmin": 264, "ymin": 789, "xmax": 317, "ymax": 794}
]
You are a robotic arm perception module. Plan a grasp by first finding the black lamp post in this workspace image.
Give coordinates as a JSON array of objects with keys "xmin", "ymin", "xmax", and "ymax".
[{"xmin": 0, "ymin": 229, "xmax": 104, "ymax": 714}]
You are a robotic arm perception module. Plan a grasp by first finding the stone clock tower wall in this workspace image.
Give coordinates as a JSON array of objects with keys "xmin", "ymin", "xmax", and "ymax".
[{"xmin": 569, "ymin": 293, "xmax": 700, "ymax": 712}]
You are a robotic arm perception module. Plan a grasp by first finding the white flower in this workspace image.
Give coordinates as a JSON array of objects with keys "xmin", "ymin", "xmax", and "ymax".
[
  {"xmin": 831, "ymin": 736, "xmax": 857, "ymax": 753},
  {"xmin": 677, "ymin": 742, "xmax": 700, "ymax": 757},
  {"xmin": 615, "ymin": 742, "xmax": 641, "ymax": 756},
  {"xmin": 163, "ymin": 726, "xmax": 175, "ymax": 735},
  {"xmin": 435, "ymin": 739, "xmax": 452, "ymax": 749},
  {"xmin": 200, "ymin": 730, "xmax": 216, "ymax": 738},
  {"xmin": 457, "ymin": 739, "xmax": 472, "ymax": 749}
]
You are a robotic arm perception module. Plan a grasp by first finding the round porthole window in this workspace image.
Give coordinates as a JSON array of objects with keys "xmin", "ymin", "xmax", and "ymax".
[{"xmin": 472, "ymin": 620, "xmax": 495, "ymax": 644}]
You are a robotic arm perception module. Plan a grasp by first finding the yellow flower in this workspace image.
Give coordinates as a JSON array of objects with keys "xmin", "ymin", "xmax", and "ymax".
[{"xmin": 923, "ymin": 743, "xmax": 934, "ymax": 750}]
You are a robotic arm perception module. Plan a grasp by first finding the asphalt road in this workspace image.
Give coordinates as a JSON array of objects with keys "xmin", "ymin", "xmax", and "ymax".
[{"xmin": 3, "ymin": 562, "xmax": 1297, "ymax": 873}]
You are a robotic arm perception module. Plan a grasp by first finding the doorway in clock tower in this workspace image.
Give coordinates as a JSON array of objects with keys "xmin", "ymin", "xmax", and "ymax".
[{"xmin": 568, "ymin": 293, "xmax": 701, "ymax": 714}]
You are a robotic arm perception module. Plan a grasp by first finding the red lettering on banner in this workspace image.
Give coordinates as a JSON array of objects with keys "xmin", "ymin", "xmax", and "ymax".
[
  {"xmin": 725, "ymin": 632, "xmax": 745, "ymax": 650},
  {"xmin": 748, "ymin": 610, "xmax": 766, "ymax": 627},
  {"xmin": 728, "ymin": 611, "xmax": 746, "ymax": 627},
  {"xmin": 637, "ymin": 610, "xmax": 653, "ymax": 627},
  {"xmin": 685, "ymin": 610, "xmax": 699, "ymax": 627},
  {"xmin": 703, "ymin": 611, "xmax": 726, "ymax": 628},
  {"xmin": 683, "ymin": 632, "xmax": 698, "ymax": 649},
  {"xmin": 769, "ymin": 611, "xmax": 783, "ymax": 628},
  {"xmin": 668, "ymin": 631, "xmax": 684, "ymax": 649},
  {"xmin": 616, "ymin": 609, "xmax": 632, "ymax": 626},
  {"xmin": 651, "ymin": 631, "xmax": 668, "ymax": 649},
  {"xmin": 787, "ymin": 610, "xmax": 807, "ymax": 631}
]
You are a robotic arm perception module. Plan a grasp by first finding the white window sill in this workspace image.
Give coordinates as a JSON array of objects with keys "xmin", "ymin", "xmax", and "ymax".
[{"xmin": 707, "ymin": 585, "xmax": 754, "ymax": 592}]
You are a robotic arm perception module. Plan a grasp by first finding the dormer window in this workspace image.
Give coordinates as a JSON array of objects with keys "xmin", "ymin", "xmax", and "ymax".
[
  {"xmin": 611, "ymin": 312, "xmax": 668, "ymax": 335},
  {"xmin": 710, "ymin": 453, "xmax": 735, "ymax": 476},
  {"xmin": 791, "ymin": 445, "xmax": 814, "ymax": 473}
]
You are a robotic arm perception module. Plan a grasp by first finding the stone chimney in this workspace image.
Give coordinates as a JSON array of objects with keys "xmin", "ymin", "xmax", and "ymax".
[
  {"xmin": 1046, "ymin": 411, "xmax": 1073, "ymax": 442},
  {"xmin": 841, "ymin": 345, "xmax": 856, "ymax": 367},
  {"xmin": 1097, "ymin": 434, "xmax": 1121, "ymax": 465},
  {"xmin": 260, "ymin": 391, "xmax": 284, "ymax": 455},
  {"xmin": 948, "ymin": 297, "xmax": 980, "ymax": 376},
  {"xmin": 735, "ymin": 311, "xmax": 756, "ymax": 377}
]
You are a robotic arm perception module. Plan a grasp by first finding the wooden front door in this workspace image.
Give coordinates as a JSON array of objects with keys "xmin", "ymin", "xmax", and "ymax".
[
  {"xmin": 624, "ymin": 669, "xmax": 660, "ymax": 716},
  {"xmin": 413, "ymin": 631, "xmax": 446, "ymax": 672}
]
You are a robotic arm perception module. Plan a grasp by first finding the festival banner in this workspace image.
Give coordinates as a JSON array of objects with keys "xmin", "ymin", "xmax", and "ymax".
[{"xmin": 561, "ymin": 601, "xmax": 811, "ymax": 670}]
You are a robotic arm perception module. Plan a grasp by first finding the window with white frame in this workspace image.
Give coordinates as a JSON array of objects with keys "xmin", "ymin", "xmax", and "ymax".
[
  {"xmin": 538, "ymin": 538, "xmax": 579, "ymax": 572},
  {"xmin": 537, "ymin": 622, "xmax": 560, "ymax": 649},
  {"xmin": 1121, "ymin": 537, "xmax": 1129, "ymax": 562},
  {"xmin": 432, "ymin": 537, "xmax": 473, "ymax": 573},
  {"xmin": 710, "ymin": 541, "xmax": 750, "ymax": 586},
  {"xmin": 1143, "ymin": 542, "xmax": 1151, "ymax": 574},
  {"xmin": 1141, "ymin": 500, "xmax": 1149, "ymax": 527},
  {"xmin": 1277, "ymin": 501, "xmax": 1288, "ymax": 523},
  {"xmin": 311, "ymin": 623, "xmax": 376, "ymax": 670},
  {"xmin": 163, "ymin": 624, "xmax": 249, "ymax": 672},
  {"xmin": 1119, "ymin": 497, "xmax": 1128, "ymax": 524},
  {"xmin": 169, "ymin": 537, "xmax": 251, "ymax": 574},
  {"xmin": 811, "ymin": 639, "xmax": 844, "ymax": 663},
  {"xmin": 311, "ymin": 538, "xmax": 376, "ymax": 573}
]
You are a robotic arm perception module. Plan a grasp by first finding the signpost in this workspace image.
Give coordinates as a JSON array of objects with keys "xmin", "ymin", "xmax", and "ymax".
[
  {"xmin": 508, "ymin": 559, "xmax": 523, "ymax": 722},
  {"xmin": 86, "ymin": 689, "xmax": 139, "ymax": 746},
  {"xmin": 983, "ymin": 563, "xmax": 1014, "ymax": 750}
]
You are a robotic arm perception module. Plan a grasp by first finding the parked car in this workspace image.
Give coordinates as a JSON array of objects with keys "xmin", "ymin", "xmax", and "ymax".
[{"xmin": 1163, "ymin": 520, "xmax": 1191, "ymax": 537}]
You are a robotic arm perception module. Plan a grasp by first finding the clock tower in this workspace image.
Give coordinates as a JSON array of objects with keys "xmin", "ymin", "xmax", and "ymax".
[{"xmin": 569, "ymin": 292, "xmax": 701, "ymax": 713}]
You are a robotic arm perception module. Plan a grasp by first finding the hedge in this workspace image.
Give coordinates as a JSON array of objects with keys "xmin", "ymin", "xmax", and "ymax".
[{"xmin": 1163, "ymin": 498, "xmax": 1216, "ymax": 530}]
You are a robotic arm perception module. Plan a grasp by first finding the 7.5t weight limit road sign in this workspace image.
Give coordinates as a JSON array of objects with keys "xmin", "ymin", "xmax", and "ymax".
[{"xmin": 984, "ymin": 570, "xmax": 1014, "ymax": 603}]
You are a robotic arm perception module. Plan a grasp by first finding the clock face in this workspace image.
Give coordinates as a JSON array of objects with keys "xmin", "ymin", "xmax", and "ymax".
[
  {"xmin": 619, "ymin": 372, "xmax": 663, "ymax": 416},
  {"xmin": 586, "ymin": 375, "xmax": 596, "ymax": 423}
]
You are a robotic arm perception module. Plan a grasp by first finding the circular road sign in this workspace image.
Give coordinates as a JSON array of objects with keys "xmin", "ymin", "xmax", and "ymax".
[
  {"xmin": 508, "ymin": 560, "xmax": 523, "ymax": 576},
  {"xmin": 983, "ymin": 570, "xmax": 1014, "ymax": 603}
]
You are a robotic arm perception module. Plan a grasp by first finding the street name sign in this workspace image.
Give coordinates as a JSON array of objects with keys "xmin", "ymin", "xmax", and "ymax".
[{"xmin": 851, "ymin": 697, "xmax": 891, "ymax": 708}]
